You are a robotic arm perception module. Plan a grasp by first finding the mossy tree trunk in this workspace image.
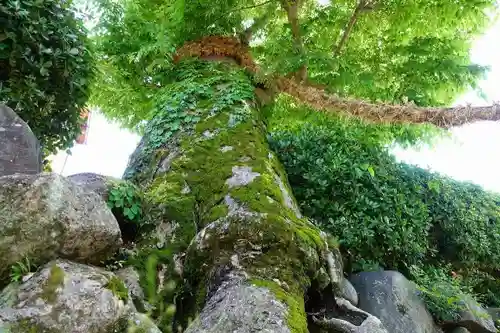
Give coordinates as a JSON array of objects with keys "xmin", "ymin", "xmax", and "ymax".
[{"xmin": 123, "ymin": 60, "xmax": 334, "ymax": 332}]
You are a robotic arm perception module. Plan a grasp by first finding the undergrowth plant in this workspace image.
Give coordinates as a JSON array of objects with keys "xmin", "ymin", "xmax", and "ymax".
[
  {"xmin": 10, "ymin": 257, "xmax": 36, "ymax": 283},
  {"xmin": 107, "ymin": 180, "xmax": 143, "ymax": 223}
]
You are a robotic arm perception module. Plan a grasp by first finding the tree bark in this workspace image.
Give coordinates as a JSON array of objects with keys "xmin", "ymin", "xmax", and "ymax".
[
  {"xmin": 124, "ymin": 60, "xmax": 335, "ymax": 332},
  {"xmin": 277, "ymin": 77, "xmax": 500, "ymax": 128}
]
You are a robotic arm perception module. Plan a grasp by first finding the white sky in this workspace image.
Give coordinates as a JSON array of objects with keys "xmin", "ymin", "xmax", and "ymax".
[{"xmin": 51, "ymin": 17, "xmax": 500, "ymax": 193}]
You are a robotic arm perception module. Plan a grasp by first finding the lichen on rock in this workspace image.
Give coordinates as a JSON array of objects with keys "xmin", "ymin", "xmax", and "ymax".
[
  {"xmin": 0, "ymin": 259, "xmax": 138, "ymax": 333},
  {"xmin": 0, "ymin": 173, "xmax": 122, "ymax": 284}
]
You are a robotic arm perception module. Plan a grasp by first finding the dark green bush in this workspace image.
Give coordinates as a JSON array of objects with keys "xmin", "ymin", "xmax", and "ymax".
[
  {"xmin": 0, "ymin": 0, "xmax": 93, "ymax": 153},
  {"xmin": 267, "ymin": 95, "xmax": 500, "ymax": 315}
]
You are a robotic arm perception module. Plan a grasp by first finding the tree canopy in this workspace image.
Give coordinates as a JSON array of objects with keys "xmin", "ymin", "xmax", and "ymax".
[
  {"xmin": 89, "ymin": 0, "xmax": 499, "ymax": 131},
  {"xmin": 0, "ymin": 0, "xmax": 93, "ymax": 154}
]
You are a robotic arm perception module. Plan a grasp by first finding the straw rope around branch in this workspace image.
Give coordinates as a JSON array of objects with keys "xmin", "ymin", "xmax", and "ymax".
[{"xmin": 174, "ymin": 36, "xmax": 500, "ymax": 128}]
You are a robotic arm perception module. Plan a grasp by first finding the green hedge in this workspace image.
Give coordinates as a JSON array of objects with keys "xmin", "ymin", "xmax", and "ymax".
[{"xmin": 267, "ymin": 95, "xmax": 500, "ymax": 316}]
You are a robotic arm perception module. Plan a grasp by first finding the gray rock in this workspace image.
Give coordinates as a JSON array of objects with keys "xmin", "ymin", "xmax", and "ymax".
[
  {"xmin": 445, "ymin": 296, "xmax": 497, "ymax": 333},
  {"xmin": 339, "ymin": 277, "xmax": 358, "ymax": 306},
  {"xmin": 350, "ymin": 270, "xmax": 443, "ymax": 333},
  {"xmin": 0, "ymin": 173, "xmax": 122, "ymax": 280},
  {"xmin": 116, "ymin": 266, "xmax": 151, "ymax": 313},
  {"xmin": 0, "ymin": 259, "xmax": 132, "ymax": 333},
  {"xmin": 0, "ymin": 104, "xmax": 41, "ymax": 176},
  {"xmin": 67, "ymin": 172, "xmax": 118, "ymax": 201},
  {"xmin": 184, "ymin": 273, "xmax": 291, "ymax": 333}
]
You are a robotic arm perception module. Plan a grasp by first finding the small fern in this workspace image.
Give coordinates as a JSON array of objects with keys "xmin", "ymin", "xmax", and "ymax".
[{"xmin": 10, "ymin": 257, "xmax": 35, "ymax": 282}]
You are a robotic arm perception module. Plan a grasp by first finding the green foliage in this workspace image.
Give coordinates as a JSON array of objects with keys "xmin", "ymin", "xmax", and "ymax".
[
  {"xmin": 88, "ymin": 0, "xmax": 497, "ymax": 131},
  {"xmin": 107, "ymin": 180, "xmax": 143, "ymax": 223},
  {"xmin": 123, "ymin": 60, "xmax": 255, "ymax": 181},
  {"xmin": 105, "ymin": 276, "xmax": 129, "ymax": 302},
  {"xmin": 125, "ymin": 246, "xmax": 180, "ymax": 332},
  {"xmin": 255, "ymin": 0, "xmax": 494, "ymax": 106},
  {"xmin": 410, "ymin": 265, "xmax": 469, "ymax": 322},
  {"xmin": 267, "ymin": 95, "xmax": 500, "ymax": 319},
  {"xmin": 88, "ymin": 0, "xmax": 272, "ymax": 131},
  {"xmin": 0, "ymin": 0, "xmax": 93, "ymax": 153},
  {"xmin": 10, "ymin": 257, "xmax": 36, "ymax": 283},
  {"xmin": 144, "ymin": 60, "xmax": 254, "ymax": 150}
]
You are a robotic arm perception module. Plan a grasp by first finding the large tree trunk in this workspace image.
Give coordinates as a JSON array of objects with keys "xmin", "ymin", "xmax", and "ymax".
[{"xmin": 123, "ymin": 60, "xmax": 336, "ymax": 332}]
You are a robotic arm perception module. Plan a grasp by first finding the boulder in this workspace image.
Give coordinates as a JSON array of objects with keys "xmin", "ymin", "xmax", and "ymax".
[
  {"xmin": 0, "ymin": 173, "xmax": 122, "ymax": 281},
  {"xmin": 67, "ymin": 172, "xmax": 118, "ymax": 201},
  {"xmin": 0, "ymin": 104, "xmax": 41, "ymax": 176},
  {"xmin": 67, "ymin": 173, "xmax": 140, "ymax": 243},
  {"xmin": 0, "ymin": 259, "xmax": 156, "ymax": 333},
  {"xmin": 350, "ymin": 270, "xmax": 443, "ymax": 333},
  {"xmin": 442, "ymin": 296, "xmax": 497, "ymax": 333}
]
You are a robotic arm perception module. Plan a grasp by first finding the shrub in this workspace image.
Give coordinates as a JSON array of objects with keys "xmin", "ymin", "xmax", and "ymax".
[
  {"xmin": 0, "ymin": 0, "xmax": 93, "ymax": 153},
  {"xmin": 267, "ymin": 95, "xmax": 500, "ymax": 317}
]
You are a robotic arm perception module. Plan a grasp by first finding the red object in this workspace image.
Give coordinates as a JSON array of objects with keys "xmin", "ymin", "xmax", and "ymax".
[{"xmin": 76, "ymin": 108, "xmax": 91, "ymax": 144}]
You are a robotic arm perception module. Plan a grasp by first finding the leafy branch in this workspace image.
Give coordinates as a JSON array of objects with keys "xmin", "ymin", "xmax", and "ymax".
[
  {"xmin": 212, "ymin": 0, "xmax": 275, "ymax": 24},
  {"xmin": 240, "ymin": 8, "xmax": 276, "ymax": 45},
  {"xmin": 281, "ymin": 0, "xmax": 307, "ymax": 82},
  {"xmin": 334, "ymin": 0, "xmax": 379, "ymax": 57}
]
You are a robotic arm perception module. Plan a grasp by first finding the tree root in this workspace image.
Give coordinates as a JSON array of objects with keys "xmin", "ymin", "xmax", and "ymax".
[{"xmin": 312, "ymin": 298, "xmax": 388, "ymax": 333}]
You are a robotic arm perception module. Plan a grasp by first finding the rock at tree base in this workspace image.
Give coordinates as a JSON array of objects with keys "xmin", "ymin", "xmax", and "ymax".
[
  {"xmin": 0, "ymin": 259, "xmax": 159, "ymax": 333},
  {"xmin": 0, "ymin": 104, "xmax": 41, "ymax": 176},
  {"xmin": 67, "ymin": 172, "xmax": 119, "ymax": 201},
  {"xmin": 350, "ymin": 270, "xmax": 443, "ymax": 333},
  {"xmin": 0, "ymin": 173, "xmax": 122, "ymax": 281},
  {"xmin": 184, "ymin": 272, "xmax": 290, "ymax": 333}
]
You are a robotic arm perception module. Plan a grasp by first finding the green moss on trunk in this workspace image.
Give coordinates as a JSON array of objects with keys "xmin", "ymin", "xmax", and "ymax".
[{"xmin": 124, "ymin": 60, "xmax": 328, "ymax": 332}]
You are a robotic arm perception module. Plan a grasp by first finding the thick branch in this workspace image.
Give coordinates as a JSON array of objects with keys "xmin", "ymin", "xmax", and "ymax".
[
  {"xmin": 334, "ymin": 0, "xmax": 378, "ymax": 57},
  {"xmin": 277, "ymin": 78, "xmax": 500, "ymax": 128},
  {"xmin": 282, "ymin": 0, "xmax": 307, "ymax": 82},
  {"xmin": 174, "ymin": 36, "xmax": 500, "ymax": 128}
]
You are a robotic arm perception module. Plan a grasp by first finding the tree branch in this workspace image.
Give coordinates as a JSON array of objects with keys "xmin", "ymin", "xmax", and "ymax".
[
  {"xmin": 334, "ymin": 0, "xmax": 378, "ymax": 57},
  {"xmin": 240, "ymin": 9, "xmax": 275, "ymax": 45},
  {"xmin": 213, "ymin": 0, "xmax": 274, "ymax": 24},
  {"xmin": 277, "ymin": 77, "xmax": 500, "ymax": 128},
  {"xmin": 281, "ymin": 0, "xmax": 307, "ymax": 82}
]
